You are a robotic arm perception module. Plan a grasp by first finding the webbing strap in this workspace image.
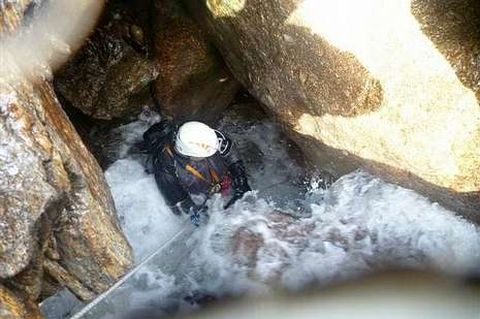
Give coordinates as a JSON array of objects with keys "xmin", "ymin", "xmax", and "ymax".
[
  {"xmin": 166, "ymin": 144, "xmax": 220, "ymax": 189},
  {"xmin": 209, "ymin": 164, "xmax": 220, "ymax": 184},
  {"xmin": 186, "ymin": 164, "xmax": 209, "ymax": 183},
  {"xmin": 165, "ymin": 144, "xmax": 174, "ymax": 157}
]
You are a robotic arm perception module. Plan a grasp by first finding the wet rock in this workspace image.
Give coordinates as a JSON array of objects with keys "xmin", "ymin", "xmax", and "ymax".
[
  {"xmin": 152, "ymin": 0, "xmax": 240, "ymax": 121},
  {"xmin": 232, "ymin": 227, "xmax": 265, "ymax": 268},
  {"xmin": 129, "ymin": 24, "xmax": 145, "ymax": 47},
  {"xmin": 222, "ymin": 212, "xmax": 313, "ymax": 281},
  {"xmin": 92, "ymin": 49, "xmax": 158, "ymax": 119},
  {"xmin": 183, "ymin": 290, "xmax": 217, "ymax": 307},
  {"xmin": 0, "ymin": 78, "xmax": 133, "ymax": 301},
  {"xmin": 54, "ymin": 2, "xmax": 158, "ymax": 120},
  {"xmin": 0, "ymin": 0, "xmax": 32, "ymax": 34},
  {"xmin": 0, "ymin": 284, "xmax": 42, "ymax": 319},
  {"xmin": 184, "ymin": 0, "xmax": 480, "ymax": 222}
]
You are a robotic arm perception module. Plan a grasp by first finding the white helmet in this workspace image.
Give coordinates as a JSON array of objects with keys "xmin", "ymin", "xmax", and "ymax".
[{"xmin": 174, "ymin": 121, "xmax": 219, "ymax": 158}]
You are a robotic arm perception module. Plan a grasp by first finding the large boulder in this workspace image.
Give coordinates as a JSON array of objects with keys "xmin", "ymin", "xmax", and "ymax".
[
  {"xmin": 0, "ymin": 78, "xmax": 134, "ymax": 300},
  {"xmin": 54, "ymin": 1, "xmax": 159, "ymax": 120},
  {"xmin": 152, "ymin": 0, "xmax": 240, "ymax": 121},
  {"xmin": 184, "ymin": 0, "xmax": 480, "ymax": 222},
  {"xmin": 412, "ymin": 0, "xmax": 480, "ymax": 102},
  {"xmin": 1, "ymin": 0, "xmax": 133, "ymax": 306}
]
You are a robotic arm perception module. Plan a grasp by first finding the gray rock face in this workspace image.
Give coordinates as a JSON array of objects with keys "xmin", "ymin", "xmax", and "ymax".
[{"xmin": 183, "ymin": 0, "xmax": 480, "ymax": 222}]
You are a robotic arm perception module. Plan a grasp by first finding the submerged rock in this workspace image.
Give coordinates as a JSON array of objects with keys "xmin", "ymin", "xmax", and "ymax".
[
  {"xmin": 184, "ymin": 0, "xmax": 480, "ymax": 222},
  {"xmin": 191, "ymin": 171, "xmax": 480, "ymax": 295},
  {"xmin": 152, "ymin": 0, "xmax": 240, "ymax": 121}
]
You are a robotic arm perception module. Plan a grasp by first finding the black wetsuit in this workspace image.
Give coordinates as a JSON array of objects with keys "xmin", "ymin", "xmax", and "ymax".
[{"xmin": 143, "ymin": 120, "xmax": 251, "ymax": 215}]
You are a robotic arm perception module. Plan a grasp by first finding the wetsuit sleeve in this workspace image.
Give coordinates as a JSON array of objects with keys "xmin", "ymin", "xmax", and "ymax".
[
  {"xmin": 215, "ymin": 130, "xmax": 251, "ymax": 196},
  {"xmin": 143, "ymin": 121, "xmax": 174, "ymax": 173},
  {"xmin": 215, "ymin": 130, "xmax": 241, "ymax": 166}
]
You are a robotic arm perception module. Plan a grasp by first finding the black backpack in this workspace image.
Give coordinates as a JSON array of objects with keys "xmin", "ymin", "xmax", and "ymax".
[{"xmin": 142, "ymin": 120, "xmax": 177, "ymax": 154}]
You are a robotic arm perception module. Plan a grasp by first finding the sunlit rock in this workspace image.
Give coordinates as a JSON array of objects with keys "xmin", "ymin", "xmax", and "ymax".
[
  {"xmin": 0, "ymin": 284, "xmax": 42, "ymax": 319},
  {"xmin": 0, "ymin": 0, "xmax": 31, "ymax": 34},
  {"xmin": 184, "ymin": 0, "xmax": 480, "ymax": 222},
  {"xmin": 152, "ymin": 0, "xmax": 240, "ymax": 121}
]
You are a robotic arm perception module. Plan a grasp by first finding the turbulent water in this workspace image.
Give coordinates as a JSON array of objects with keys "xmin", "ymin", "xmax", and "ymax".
[{"xmin": 43, "ymin": 108, "xmax": 480, "ymax": 319}]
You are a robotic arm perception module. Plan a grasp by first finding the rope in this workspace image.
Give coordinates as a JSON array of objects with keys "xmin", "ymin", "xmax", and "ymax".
[
  {"xmin": 70, "ymin": 219, "xmax": 191, "ymax": 319},
  {"xmin": 70, "ymin": 179, "xmax": 293, "ymax": 318}
]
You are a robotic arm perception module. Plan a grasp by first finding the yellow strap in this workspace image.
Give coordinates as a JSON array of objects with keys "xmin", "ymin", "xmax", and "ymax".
[
  {"xmin": 185, "ymin": 164, "xmax": 209, "ymax": 183},
  {"xmin": 169, "ymin": 144, "xmax": 220, "ymax": 187}
]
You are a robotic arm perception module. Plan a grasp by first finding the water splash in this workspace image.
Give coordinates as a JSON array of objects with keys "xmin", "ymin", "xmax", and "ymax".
[{"xmin": 44, "ymin": 110, "xmax": 480, "ymax": 318}]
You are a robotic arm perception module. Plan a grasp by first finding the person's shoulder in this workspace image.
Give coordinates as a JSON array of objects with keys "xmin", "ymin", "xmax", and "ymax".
[{"xmin": 143, "ymin": 120, "xmax": 176, "ymax": 153}]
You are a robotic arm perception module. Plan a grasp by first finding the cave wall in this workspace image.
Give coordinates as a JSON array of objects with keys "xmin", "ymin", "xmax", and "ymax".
[{"xmin": 1, "ymin": 1, "xmax": 134, "ymax": 317}]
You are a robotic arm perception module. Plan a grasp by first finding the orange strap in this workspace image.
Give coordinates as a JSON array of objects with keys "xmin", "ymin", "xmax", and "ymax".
[
  {"xmin": 209, "ymin": 164, "xmax": 220, "ymax": 184},
  {"xmin": 186, "ymin": 164, "xmax": 209, "ymax": 183},
  {"xmin": 167, "ymin": 144, "xmax": 220, "ymax": 186}
]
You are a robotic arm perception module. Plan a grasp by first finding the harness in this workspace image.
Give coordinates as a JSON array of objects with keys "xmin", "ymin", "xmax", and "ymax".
[{"xmin": 165, "ymin": 145, "xmax": 230, "ymax": 196}]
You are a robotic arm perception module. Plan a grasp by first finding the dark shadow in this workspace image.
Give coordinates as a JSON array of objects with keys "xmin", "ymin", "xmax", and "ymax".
[
  {"xmin": 152, "ymin": 0, "xmax": 241, "ymax": 122},
  {"xmin": 183, "ymin": 0, "xmax": 385, "ymax": 120},
  {"xmin": 57, "ymin": 92, "xmax": 160, "ymax": 170},
  {"xmin": 411, "ymin": 0, "xmax": 480, "ymax": 103}
]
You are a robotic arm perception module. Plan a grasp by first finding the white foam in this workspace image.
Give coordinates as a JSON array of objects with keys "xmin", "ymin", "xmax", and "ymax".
[
  {"xmin": 185, "ymin": 175, "xmax": 479, "ymax": 296},
  {"xmin": 104, "ymin": 111, "xmax": 182, "ymax": 262},
  {"xmin": 105, "ymin": 159, "xmax": 185, "ymax": 262},
  {"xmin": 81, "ymin": 112, "xmax": 480, "ymax": 318}
]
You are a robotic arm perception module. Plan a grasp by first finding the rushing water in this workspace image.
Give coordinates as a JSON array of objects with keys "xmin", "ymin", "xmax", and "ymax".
[{"xmin": 42, "ymin": 108, "xmax": 480, "ymax": 319}]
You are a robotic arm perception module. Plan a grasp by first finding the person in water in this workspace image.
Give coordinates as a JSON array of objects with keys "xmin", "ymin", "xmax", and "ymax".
[{"xmin": 143, "ymin": 120, "xmax": 251, "ymax": 225}]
